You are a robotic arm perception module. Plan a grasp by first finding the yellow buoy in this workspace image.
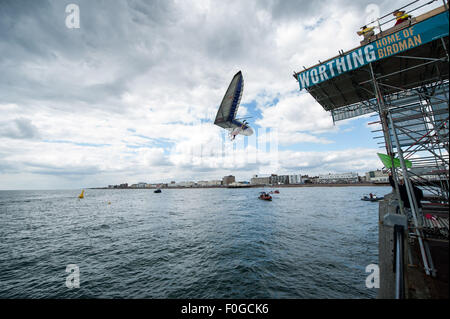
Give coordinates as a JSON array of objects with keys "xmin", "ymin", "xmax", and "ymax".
[{"xmin": 78, "ymin": 190, "xmax": 84, "ymax": 199}]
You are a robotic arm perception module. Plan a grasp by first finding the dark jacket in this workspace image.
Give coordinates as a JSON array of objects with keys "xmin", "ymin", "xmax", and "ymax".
[{"xmin": 389, "ymin": 175, "xmax": 423, "ymax": 208}]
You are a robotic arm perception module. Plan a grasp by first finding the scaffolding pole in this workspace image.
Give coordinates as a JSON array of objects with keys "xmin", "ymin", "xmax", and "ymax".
[{"xmin": 369, "ymin": 62, "xmax": 432, "ymax": 276}]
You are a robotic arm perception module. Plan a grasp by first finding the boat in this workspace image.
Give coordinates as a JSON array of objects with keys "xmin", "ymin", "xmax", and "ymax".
[
  {"xmin": 259, "ymin": 192, "xmax": 272, "ymax": 201},
  {"xmin": 78, "ymin": 190, "xmax": 84, "ymax": 199},
  {"xmin": 154, "ymin": 189, "xmax": 162, "ymax": 193},
  {"xmin": 361, "ymin": 195, "xmax": 384, "ymax": 202},
  {"xmin": 274, "ymin": 190, "xmax": 280, "ymax": 194}
]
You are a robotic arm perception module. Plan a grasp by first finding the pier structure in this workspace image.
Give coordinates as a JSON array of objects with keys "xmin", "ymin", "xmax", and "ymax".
[{"xmin": 294, "ymin": 0, "xmax": 449, "ymax": 298}]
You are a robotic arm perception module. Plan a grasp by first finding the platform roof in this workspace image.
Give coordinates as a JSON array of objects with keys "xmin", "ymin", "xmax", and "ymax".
[{"xmin": 294, "ymin": 7, "xmax": 449, "ymax": 112}]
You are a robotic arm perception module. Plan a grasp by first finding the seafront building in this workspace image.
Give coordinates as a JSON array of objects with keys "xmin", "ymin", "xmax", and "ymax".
[
  {"xmin": 197, "ymin": 180, "xmax": 222, "ymax": 187},
  {"xmin": 222, "ymin": 175, "xmax": 235, "ymax": 186},
  {"xmin": 250, "ymin": 175, "xmax": 271, "ymax": 185},
  {"xmin": 108, "ymin": 183, "xmax": 128, "ymax": 189},
  {"xmin": 288, "ymin": 174, "xmax": 303, "ymax": 184},
  {"xmin": 365, "ymin": 170, "xmax": 389, "ymax": 183},
  {"xmin": 109, "ymin": 169, "xmax": 396, "ymax": 189},
  {"xmin": 129, "ymin": 182, "xmax": 147, "ymax": 188},
  {"xmin": 250, "ymin": 174, "xmax": 291, "ymax": 185},
  {"xmin": 251, "ymin": 174, "xmax": 304, "ymax": 185},
  {"xmin": 270, "ymin": 174, "xmax": 290, "ymax": 185},
  {"xmin": 176, "ymin": 181, "xmax": 196, "ymax": 188},
  {"xmin": 318, "ymin": 172, "xmax": 359, "ymax": 184}
]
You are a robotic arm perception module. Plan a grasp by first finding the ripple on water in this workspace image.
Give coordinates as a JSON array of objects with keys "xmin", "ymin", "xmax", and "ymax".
[{"xmin": 0, "ymin": 187, "xmax": 388, "ymax": 298}]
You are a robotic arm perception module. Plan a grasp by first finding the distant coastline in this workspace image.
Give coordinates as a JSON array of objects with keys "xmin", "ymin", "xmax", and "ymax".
[{"xmin": 91, "ymin": 183, "xmax": 389, "ymax": 190}]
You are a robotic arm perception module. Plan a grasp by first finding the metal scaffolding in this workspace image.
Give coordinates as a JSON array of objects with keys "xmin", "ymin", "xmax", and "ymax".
[
  {"xmin": 369, "ymin": 78, "xmax": 449, "ymax": 201},
  {"xmin": 294, "ymin": 0, "xmax": 449, "ymax": 285}
]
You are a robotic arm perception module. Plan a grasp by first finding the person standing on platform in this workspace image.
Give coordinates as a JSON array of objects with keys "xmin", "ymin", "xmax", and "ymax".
[
  {"xmin": 393, "ymin": 10, "xmax": 411, "ymax": 26},
  {"xmin": 357, "ymin": 25, "xmax": 375, "ymax": 41}
]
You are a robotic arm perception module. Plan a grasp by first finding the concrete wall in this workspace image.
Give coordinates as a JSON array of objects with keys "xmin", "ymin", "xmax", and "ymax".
[{"xmin": 378, "ymin": 192, "xmax": 397, "ymax": 299}]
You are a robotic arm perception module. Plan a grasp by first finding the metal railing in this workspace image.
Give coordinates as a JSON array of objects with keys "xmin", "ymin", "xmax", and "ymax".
[{"xmin": 362, "ymin": 0, "xmax": 446, "ymax": 33}]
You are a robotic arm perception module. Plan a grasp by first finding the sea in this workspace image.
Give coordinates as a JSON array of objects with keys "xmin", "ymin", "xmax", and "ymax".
[{"xmin": 0, "ymin": 186, "xmax": 391, "ymax": 299}]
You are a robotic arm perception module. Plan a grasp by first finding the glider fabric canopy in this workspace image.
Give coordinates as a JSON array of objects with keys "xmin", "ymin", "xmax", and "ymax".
[{"xmin": 214, "ymin": 71, "xmax": 245, "ymax": 129}]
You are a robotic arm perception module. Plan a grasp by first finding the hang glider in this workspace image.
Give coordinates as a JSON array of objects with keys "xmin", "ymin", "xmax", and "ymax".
[{"xmin": 214, "ymin": 71, "xmax": 254, "ymax": 140}]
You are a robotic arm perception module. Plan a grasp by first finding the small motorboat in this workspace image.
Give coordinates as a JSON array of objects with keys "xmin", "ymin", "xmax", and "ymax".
[
  {"xmin": 361, "ymin": 195, "xmax": 383, "ymax": 202},
  {"xmin": 259, "ymin": 192, "xmax": 272, "ymax": 201},
  {"xmin": 154, "ymin": 189, "xmax": 162, "ymax": 193}
]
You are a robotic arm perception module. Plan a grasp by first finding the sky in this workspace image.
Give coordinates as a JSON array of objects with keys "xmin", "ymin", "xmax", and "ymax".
[{"xmin": 0, "ymin": 0, "xmax": 443, "ymax": 190}]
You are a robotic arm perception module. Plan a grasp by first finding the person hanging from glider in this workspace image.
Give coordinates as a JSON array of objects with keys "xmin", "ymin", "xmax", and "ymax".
[
  {"xmin": 214, "ymin": 71, "xmax": 254, "ymax": 141},
  {"xmin": 228, "ymin": 119, "xmax": 250, "ymax": 141}
]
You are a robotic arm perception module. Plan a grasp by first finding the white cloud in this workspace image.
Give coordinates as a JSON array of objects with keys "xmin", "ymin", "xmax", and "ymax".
[
  {"xmin": 257, "ymin": 92, "xmax": 335, "ymax": 133},
  {"xmin": 1, "ymin": 0, "xmax": 411, "ymax": 189}
]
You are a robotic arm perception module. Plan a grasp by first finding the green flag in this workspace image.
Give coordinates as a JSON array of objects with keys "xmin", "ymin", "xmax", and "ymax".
[{"xmin": 377, "ymin": 153, "xmax": 412, "ymax": 169}]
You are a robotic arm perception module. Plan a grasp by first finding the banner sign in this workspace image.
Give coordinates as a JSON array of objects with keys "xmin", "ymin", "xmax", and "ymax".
[{"xmin": 296, "ymin": 11, "xmax": 449, "ymax": 90}]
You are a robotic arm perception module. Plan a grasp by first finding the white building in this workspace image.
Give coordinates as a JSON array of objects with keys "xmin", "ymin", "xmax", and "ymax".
[
  {"xmin": 365, "ymin": 170, "xmax": 389, "ymax": 183},
  {"xmin": 207, "ymin": 180, "xmax": 222, "ymax": 186},
  {"xmin": 176, "ymin": 181, "xmax": 196, "ymax": 187},
  {"xmin": 288, "ymin": 174, "xmax": 303, "ymax": 184},
  {"xmin": 195, "ymin": 180, "xmax": 222, "ymax": 187},
  {"xmin": 318, "ymin": 172, "xmax": 359, "ymax": 183},
  {"xmin": 250, "ymin": 175, "xmax": 271, "ymax": 185}
]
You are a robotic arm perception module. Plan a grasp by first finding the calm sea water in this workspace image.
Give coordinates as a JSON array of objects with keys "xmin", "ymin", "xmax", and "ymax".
[{"xmin": 0, "ymin": 186, "xmax": 390, "ymax": 298}]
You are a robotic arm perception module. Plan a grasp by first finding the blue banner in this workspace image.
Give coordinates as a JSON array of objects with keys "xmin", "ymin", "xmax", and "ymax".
[{"xmin": 297, "ymin": 11, "xmax": 449, "ymax": 90}]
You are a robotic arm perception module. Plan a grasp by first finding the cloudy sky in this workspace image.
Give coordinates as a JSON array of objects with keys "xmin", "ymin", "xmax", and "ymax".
[{"xmin": 0, "ymin": 0, "xmax": 441, "ymax": 189}]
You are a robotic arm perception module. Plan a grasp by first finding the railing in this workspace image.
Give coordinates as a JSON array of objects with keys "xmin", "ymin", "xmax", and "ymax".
[{"xmin": 362, "ymin": 0, "xmax": 447, "ymax": 33}]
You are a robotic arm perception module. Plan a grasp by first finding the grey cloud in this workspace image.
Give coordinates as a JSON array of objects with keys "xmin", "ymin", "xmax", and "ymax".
[
  {"xmin": 30, "ymin": 168, "xmax": 100, "ymax": 176},
  {"xmin": 0, "ymin": 0, "xmax": 381, "ymax": 113},
  {"xmin": 0, "ymin": 160, "xmax": 18, "ymax": 173},
  {"xmin": 25, "ymin": 162, "xmax": 101, "ymax": 176},
  {"xmin": 0, "ymin": 0, "xmax": 414, "ymax": 111},
  {"xmin": 259, "ymin": 0, "xmax": 328, "ymax": 21},
  {"xmin": 126, "ymin": 0, "xmax": 178, "ymax": 26},
  {"xmin": 0, "ymin": 0, "xmax": 172, "ymax": 112},
  {"xmin": 259, "ymin": 0, "xmax": 388, "ymax": 22},
  {"xmin": 0, "ymin": 118, "xmax": 39, "ymax": 139}
]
